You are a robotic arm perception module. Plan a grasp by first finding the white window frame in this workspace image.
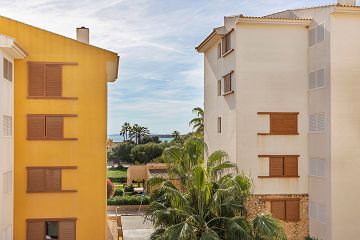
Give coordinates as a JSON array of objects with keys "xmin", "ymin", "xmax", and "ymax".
[{"xmin": 308, "ymin": 68, "xmax": 326, "ymax": 91}]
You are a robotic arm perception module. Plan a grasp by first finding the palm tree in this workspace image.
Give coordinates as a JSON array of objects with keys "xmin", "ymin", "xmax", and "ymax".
[
  {"xmin": 120, "ymin": 122, "xmax": 131, "ymax": 141},
  {"xmin": 146, "ymin": 138, "xmax": 286, "ymax": 240},
  {"xmin": 172, "ymin": 131, "xmax": 181, "ymax": 140},
  {"xmin": 189, "ymin": 107, "xmax": 204, "ymax": 136},
  {"xmin": 129, "ymin": 124, "xmax": 150, "ymax": 144}
]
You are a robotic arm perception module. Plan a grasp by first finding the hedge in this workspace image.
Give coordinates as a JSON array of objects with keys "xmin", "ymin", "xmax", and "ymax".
[
  {"xmin": 107, "ymin": 195, "xmax": 150, "ymax": 206},
  {"xmin": 108, "ymin": 177, "xmax": 127, "ymax": 183},
  {"xmin": 114, "ymin": 189, "xmax": 123, "ymax": 197}
]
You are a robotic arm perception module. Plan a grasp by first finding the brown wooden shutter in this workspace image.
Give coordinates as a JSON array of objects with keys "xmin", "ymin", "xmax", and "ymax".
[
  {"xmin": 270, "ymin": 114, "xmax": 298, "ymax": 134},
  {"xmin": 46, "ymin": 116, "xmax": 64, "ymax": 139},
  {"xmin": 9, "ymin": 61, "xmax": 12, "ymax": 82},
  {"xmin": 45, "ymin": 169, "xmax": 61, "ymax": 192},
  {"xmin": 59, "ymin": 220, "xmax": 76, "ymax": 240},
  {"xmin": 222, "ymin": 37, "xmax": 227, "ymax": 55},
  {"xmin": 3, "ymin": 58, "xmax": 7, "ymax": 79},
  {"xmin": 27, "ymin": 115, "xmax": 45, "ymax": 139},
  {"xmin": 27, "ymin": 169, "xmax": 45, "ymax": 192},
  {"xmin": 224, "ymin": 74, "xmax": 231, "ymax": 93},
  {"xmin": 226, "ymin": 34, "xmax": 231, "ymax": 52},
  {"xmin": 45, "ymin": 64, "xmax": 62, "ymax": 96},
  {"xmin": 27, "ymin": 221, "xmax": 45, "ymax": 240},
  {"xmin": 271, "ymin": 201, "xmax": 286, "ymax": 220},
  {"xmin": 286, "ymin": 200, "xmax": 300, "ymax": 221},
  {"xmin": 269, "ymin": 157, "xmax": 284, "ymax": 176},
  {"xmin": 217, "ymin": 80, "xmax": 221, "ymax": 96},
  {"xmin": 29, "ymin": 63, "xmax": 45, "ymax": 96},
  {"xmin": 284, "ymin": 156, "xmax": 298, "ymax": 176}
]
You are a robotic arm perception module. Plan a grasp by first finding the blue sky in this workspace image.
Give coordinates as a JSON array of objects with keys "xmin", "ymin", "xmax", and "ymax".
[{"xmin": 1, "ymin": 0, "xmax": 348, "ymax": 134}]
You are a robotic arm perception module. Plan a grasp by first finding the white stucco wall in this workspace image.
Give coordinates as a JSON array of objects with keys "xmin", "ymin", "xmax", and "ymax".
[
  {"xmin": 330, "ymin": 12, "xmax": 360, "ymax": 240},
  {"xmin": 0, "ymin": 50, "xmax": 14, "ymax": 240},
  {"xmin": 235, "ymin": 23, "xmax": 309, "ymax": 195}
]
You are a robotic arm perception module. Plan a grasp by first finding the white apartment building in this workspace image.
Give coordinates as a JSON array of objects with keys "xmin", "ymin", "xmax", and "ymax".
[
  {"xmin": 0, "ymin": 34, "xmax": 26, "ymax": 240},
  {"xmin": 197, "ymin": 1, "xmax": 360, "ymax": 239}
]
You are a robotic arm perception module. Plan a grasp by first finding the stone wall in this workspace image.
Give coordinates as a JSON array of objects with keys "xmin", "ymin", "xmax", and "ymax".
[{"xmin": 246, "ymin": 194, "xmax": 309, "ymax": 240}]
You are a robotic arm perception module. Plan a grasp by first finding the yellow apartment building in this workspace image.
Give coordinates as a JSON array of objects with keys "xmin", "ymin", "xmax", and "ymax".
[{"xmin": 0, "ymin": 16, "xmax": 119, "ymax": 240}]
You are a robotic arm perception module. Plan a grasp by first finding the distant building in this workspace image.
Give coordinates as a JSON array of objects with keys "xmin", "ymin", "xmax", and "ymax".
[{"xmin": 197, "ymin": 1, "xmax": 360, "ymax": 239}]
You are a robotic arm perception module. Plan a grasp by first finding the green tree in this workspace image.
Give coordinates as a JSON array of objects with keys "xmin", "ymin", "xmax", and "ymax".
[
  {"xmin": 130, "ymin": 124, "xmax": 150, "ymax": 144},
  {"xmin": 120, "ymin": 122, "xmax": 131, "ymax": 141},
  {"xmin": 130, "ymin": 142, "xmax": 164, "ymax": 164},
  {"xmin": 146, "ymin": 138, "xmax": 286, "ymax": 240},
  {"xmin": 107, "ymin": 142, "xmax": 135, "ymax": 164},
  {"xmin": 189, "ymin": 107, "xmax": 204, "ymax": 136},
  {"xmin": 139, "ymin": 135, "xmax": 161, "ymax": 144}
]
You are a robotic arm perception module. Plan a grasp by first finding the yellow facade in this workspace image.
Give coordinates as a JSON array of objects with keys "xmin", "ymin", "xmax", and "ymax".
[{"xmin": 0, "ymin": 16, "xmax": 118, "ymax": 240}]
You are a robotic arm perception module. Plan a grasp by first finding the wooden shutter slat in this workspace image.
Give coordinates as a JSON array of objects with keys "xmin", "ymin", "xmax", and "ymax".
[
  {"xmin": 269, "ymin": 157, "xmax": 284, "ymax": 176},
  {"xmin": 270, "ymin": 114, "xmax": 297, "ymax": 134},
  {"xmin": 27, "ymin": 169, "xmax": 45, "ymax": 192},
  {"xmin": 29, "ymin": 63, "xmax": 45, "ymax": 96},
  {"xmin": 271, "ymin": 201, "xmax": 285, "ymax": 220},
  {"xmin": 224, "ymin": 74, "xmax": 231, "ymax": 93},
  {"xmin": 226, "ymin": 34, "xmax": 231, "ymax": 52},
  {"xmin": 45, "ymin": 64, "xmax": 62, "ymax": 96},
  {"xmin": 59, "ymin": 220, "xmax": 76, "ymax": 240},
  {"xmin": 222, "ymin": 37, "xmax": 227, "ymax": 55},
  {"xmin": 284, "ymin": 156, "xmax": 298, "ymax": 176},
  {"xmin": 45, "ymin": 169, "xmax": 61, "ymax": 192},
  {"xmin": 286, "ymin": 200, "xmax": 300, "ymax": 221},
  {"xmin": 27, "ymin": 116, "xmax": 45, "ymax": 139},
  {"xmin": 3, "ymin": 58, "xmax": 8, "ymax": 79},
  {"xmin": 9, "ymin": 61, "xmax": 12, "ymax": 82},
  {"xmin": 217, "ymin": 80, "xmax": 221, "ymax": 96},
  {"xmin": 46, "ymin": 116, "xmax": 64, "ymax": 139},
  {"xmin": 27, "ymin": 221, "xmax": 45, "ymax": 240}
]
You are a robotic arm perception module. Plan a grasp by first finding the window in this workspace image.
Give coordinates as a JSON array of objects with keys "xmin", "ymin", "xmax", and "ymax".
[
  {"xmin": 3, "ymin": 171, "xmax": 12, "ymax": 195},
  {"xmin": 217, "ymin": 43, "xmax": 221, "ymax": 59},
  {"xmin": 309, "ymin": 23, "xmax": 325, "ymax": 47},
  {"xmin": 27, "ymin": 167, "xmax": 77, "ymax": 193},
  {"xmin": 222, "ymin": 30, "xmax": 232, "ymax": 55},
  {"xmin": 309, "ymin": 69, "xmax": 325, "ymax": 90},
  {"xmin": 27, "ymin": 114, "xmax": 77, "ymax": 140},
  {"xmin": 271, "ymin": 199, "xmax": 300, "ymax": 221},
  {"xmin": 223, "ymin": 71, "xmax": 233, "ymax": 94},
  {"xmin": 217, "ymin": 117, "xmax": 221, "ymax": 133},
  {"xmin": 217, "ymin": 80, "xmax": 221, "ymax": 96},
  {"xmin": 28, "ymin": 62, "xmax": 78, "ymax": 98},
  {"xmin": 3, "ymin": 115, "xmax": 12, "ymax": 137},
  {"xmin": 258, "ymin": 112, "xmax": 298, "ymax": 135},
  {"xmin": 269, "ymin": 156, "xmax": 298, "ymax": 177},
  {"xmin": 27, "ymin": 219, "xmax": 76, "ymax": 240},
  {"xmin": 309, "ymin": 113, "xmax": 326, "ymax": 133},
  {"xmin": 3, "ymin": 58, "xmax": 12, "ymax": 82},
  {"xmin": 2, "ymin": 225, "xmax": 12, "ymax": 240},
  {"xmin": 309, "ymin": 158, "xmax": 326, "ymax": 178}
]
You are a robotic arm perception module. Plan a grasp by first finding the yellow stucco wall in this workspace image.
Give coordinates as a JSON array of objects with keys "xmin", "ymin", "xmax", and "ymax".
[{"xmin": 0, "ymin": 16, "xmax": 118, "ymax": 240}]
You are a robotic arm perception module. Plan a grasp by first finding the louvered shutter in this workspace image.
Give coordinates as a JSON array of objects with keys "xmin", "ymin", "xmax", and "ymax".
[
  {"xmin": 27, "ymin": 221, "xmax": 45, "ymax": 240},
  {"xmin": 45, "ymin": 64, "xmax": 62, "ymax": 96},
  {"xmin": 269, "ymin": 157, "xmax": 284, "ymax": 176},
  {"xmin": 3, "ymin": 58, "xmax": 8, "ymax": 79},
  {"xmin": 224, "ymin": 74, "xmax": 231, "ymax": 93},
  {"xmin": 271, "ymin": 201, "xmax": 285, "ymax": 220},
  {"xmin": 46, "ymin": 116, "xmax": 64, "ymax": 139},
  {"xmin": 284, "ymin": 156, "xmax": 298, "ymax": 176},
  {"xmin": 285, "ymin": 200, "xmax": 300, "ymax": 221},
  {"xmin": 45, "ymin": 169, "xmax": 61, "ymax": 192},
  {"xmin": 316, "ymin": 24, "xmax": 325, "ymax": 43},
  {"xmin": 27, "ymin": 169, "xmax": 45, "ymax": 192},
  {"xmin": 27, "ymin": 116, "xmax": 45, "ymax": 139},
  {"xmin": 270, "ymin": 114, "xmax": 297, "ymax": 134},
  {"xmin": 217, "ymin": 80, "xmax": 221, "ymax": 96},
  {"xmin": 59, "ymin": 220, "xmax": 76, "ymax": 240},
  {"xmin": 309, "ymin": 28, "xmax": 316, "ymax": 47},
  {"xmin": 226, "ymin": 34, "xmax": 231, "ymax": 52},
  {"xmin": 222, "ymin": 37, "xmax": 227, "ymax": 55},
  {"xmin": 29, "ymin": 63, "xmax": 45, "ymax": 96},
  {"xmin": 8, "ymin": 61, "xmax": 12, "ymax": 82}
]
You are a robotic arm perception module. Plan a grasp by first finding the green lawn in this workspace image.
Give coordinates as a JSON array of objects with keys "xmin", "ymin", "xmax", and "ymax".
[{"xmin": 107, "ymin": 169, "xmax": 127, "ymax": 178}]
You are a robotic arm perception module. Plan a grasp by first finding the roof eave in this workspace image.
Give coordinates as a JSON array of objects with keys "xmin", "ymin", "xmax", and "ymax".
[{"xmin": 237, "ymin": 17, "xmax": 312, "ymax": 26}]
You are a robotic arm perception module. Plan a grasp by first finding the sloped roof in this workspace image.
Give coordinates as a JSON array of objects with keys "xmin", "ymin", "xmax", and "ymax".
[{"xmin": 149, "ymin": 169, "xmax": 169, "ymax": 179}]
